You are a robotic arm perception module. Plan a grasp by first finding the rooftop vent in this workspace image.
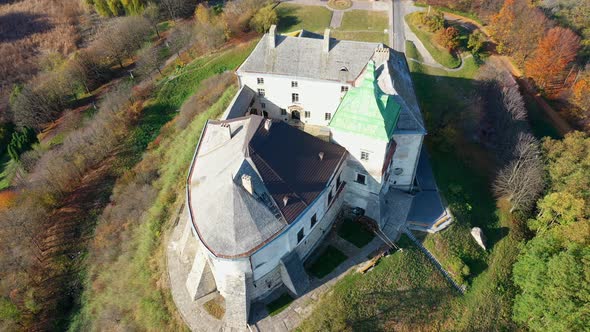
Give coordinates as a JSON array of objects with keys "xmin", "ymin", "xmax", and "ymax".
[
  {"xmin": 318, "ymin": 151, "xmax": 324, "ymax": 161},
  {"xmin": 269, "ymin": 25, "xmax": 276, "ymax": 49},
  {"xmin": 241, "ymin": 174, "xmax": 253, "ymax": 195},
  {"xmin": 282, "ymin": 195, "xmax": 289, "ymax": 207},
  {"xmin": 264, "ymin": 119, "xmax": 272, "ymax": 131}
]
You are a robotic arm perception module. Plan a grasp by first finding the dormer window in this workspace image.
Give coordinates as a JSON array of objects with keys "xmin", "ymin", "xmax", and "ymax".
[{"xmin": 340, "ymin": 66, "xmax": 349, "ymax": 72}]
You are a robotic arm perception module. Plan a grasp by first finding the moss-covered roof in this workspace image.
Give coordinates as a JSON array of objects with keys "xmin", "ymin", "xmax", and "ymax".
[{"xmin": 329, "ymin": 60, "xmax": 401, "ymax": 141}]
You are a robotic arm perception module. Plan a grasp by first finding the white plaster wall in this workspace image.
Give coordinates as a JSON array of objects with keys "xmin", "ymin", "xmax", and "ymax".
[
  {"xmin": 331, "ymin": 129, "xmax": 388, "ymax": 190},
  {"xmin": 389, "ymin": 133, "xmax": 423, "ymax": 188},
  {"xmin": 238, "ymin": 72, "xmax": 350, "ymax": 126},
  {"xmin": 207, "ymin": 254, "xmax": 251, "ymax": 298},
  {"xmin": 250, "ymin": 165, "xmax": 344, "ymax": 280}
]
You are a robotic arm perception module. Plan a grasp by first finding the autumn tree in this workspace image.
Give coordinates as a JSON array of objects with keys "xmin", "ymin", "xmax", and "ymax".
[
  {"xmin": 571, "ymin": 67, "xmax": 590, "ymax": 116},
  {"xmin": 491, "ymin": 0, "xmax": 550, "ymax": 64},
  {"xmin": 135, "ymin": 46, "xmax": 163, "ymax": 79},
  {"xmin": 250, "ymin": 5, "xmax": 278, "ymax": 33},
  {"xmin": 160, "ymin": 0, "xmax": 195, "ymax": 19},
  {"xmin": 434, "ymin": 26, "xmax": 460, "ymax": 51},
  {"xmin": 143, "ymin": 2, "xmax": 162, "ymax": 38},
  {"xmin": 525, "ymin": 27, "xmax": 580, "ymax": 94}
]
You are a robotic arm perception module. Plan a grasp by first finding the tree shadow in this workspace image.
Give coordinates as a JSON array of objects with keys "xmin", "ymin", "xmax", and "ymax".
[
  {"xmin": 276, "ymin": 6, "xmax": 301, "ymax": 33},
  {"xmin": 0, "ymin": 12, "xmax": 53, "ymax": 43}
]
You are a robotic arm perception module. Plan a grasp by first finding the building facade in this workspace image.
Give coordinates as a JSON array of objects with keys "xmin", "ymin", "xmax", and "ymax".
[{"xmin": 175, "ymin": 25, "xmax": 431, "ymax": 330}]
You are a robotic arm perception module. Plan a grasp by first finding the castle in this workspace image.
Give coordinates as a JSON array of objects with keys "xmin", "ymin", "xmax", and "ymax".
[{"xmin": 170, "ymin": 26, "xmax": 450, "ymax": 330}]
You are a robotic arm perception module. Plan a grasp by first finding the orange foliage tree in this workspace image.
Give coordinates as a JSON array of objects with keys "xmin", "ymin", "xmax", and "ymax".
[
  {"xmin": 434, "ymin": 27, "xmax": 460, "ymax": 51},
  {"xmin": 525, "ymin": 27, "xmax": 580, "ymax": 94},
  {"xmin": 0, "ymin": 190, "xmax": 17, "ymax": 210}
]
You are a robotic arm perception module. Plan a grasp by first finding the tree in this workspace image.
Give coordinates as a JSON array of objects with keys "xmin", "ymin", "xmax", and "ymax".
[
  {"xmin": 195, "ymin": 3, "xmax": 211, "ymax": 25},
  {"xmin": 525, "ymin": 27, "xmax": 581, "ymax": 93},
  {"xmin": 513, "ymin": 231, "xmax": 590, "ymax": 331},
  {"xmin": 418, "ymin": 10, "xmax": 444, "ymax": 32},
  {"xmin": 467, "ymin": 30, "xmax": 485, "ymax": 55},
  {"xmin": 493, "ymin": 133, "xmax": 544, "ymax": 212},
  {"xmin": 143, "ymin": 3, "xmax": 162, "ymax": 38},
  {"xmin": 434, "ymin": 26, "xmax": 460, "ymax": 51},
  {"xmin": 167, "ymin": 23, "xmax": 192, "ymax": 58},
  {"xmin": 250, "ymin": 6, "xmax": 278, "ymax": 33},
  {"xmin": 91, "ymin": 16, "xmax": 151, "ymax": 69},
  {"xmin": 571, "ymin": 68, "xmax": 590, "ymax": 113},
  {"xmin": 529, "ymin": 191, "xmax": 586, "ymax": 231},
  {"xmin": 136, "ymin": 46, "xmax": 163, "ymax": 79},
  {"xmin": 160, "ymin": 0, "xmax": 195, "ymax": 19}
]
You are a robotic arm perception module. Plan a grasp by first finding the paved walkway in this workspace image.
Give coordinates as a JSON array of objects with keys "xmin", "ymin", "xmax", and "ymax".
[
  {"xmin": 250, "ymin": 232, "xmax": 388, "ymax": 331},
  {"xmin": 330, "ymin": 10, "xmax": 343, "ymax": 28}
]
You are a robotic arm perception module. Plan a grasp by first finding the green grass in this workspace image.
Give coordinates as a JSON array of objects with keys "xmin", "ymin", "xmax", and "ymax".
[
  {"xmin": 338, "ymin": 10, "xmax": 388, "ymax": 31},
  {"xmin": 406, "ymin": 48, "xmax": 524, "ymax": 330},
  {"xmin": 276, "ymin": 3, "xmax": 333, "ymax": 33},
  {"xmin": 405, "ymin": 40, "xmax": 423, "ymax": 62},
  {"xmin": 130, "ymin": 42, "xmax": 256, "ymax": 157},
  {"xmin": 405, "ymin": 12, "xmax": 461, "ymax": 69},
  {"xmin": 337, "ymin": 218, "xmax": 375, "ymax": 248},
  {"xmin": 331, "ymin": 31, "xmax": 389, "ymax": 44},
  {"xmin": 266, "ymin": 293, "xmax": 294, "ymax": 316},
  {"xmin": 306, "ymin": 245, "xmax": 347, "ymax": 279},
  {"xmin": 327, "ymin": 0, "xmax": 352, "ymax": 10},
  {"xmin": 299, "ymin": 236, "xmax": 455, "ymax": 331}
]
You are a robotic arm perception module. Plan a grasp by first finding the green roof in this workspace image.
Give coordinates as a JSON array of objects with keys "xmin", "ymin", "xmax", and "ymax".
[{"xmin": 329, "ymin": 61, "xmax": 401, "ymax": 141}]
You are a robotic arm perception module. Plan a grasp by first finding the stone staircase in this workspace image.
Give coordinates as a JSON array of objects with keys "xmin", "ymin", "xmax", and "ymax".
[{"xmin": 403, "ymin": 229, "xmax": 465, "ymax": 294}]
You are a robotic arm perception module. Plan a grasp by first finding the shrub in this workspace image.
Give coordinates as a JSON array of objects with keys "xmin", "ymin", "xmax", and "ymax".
[
  {"xmin": 419, "ymin": 10, "xmax": 444, "ymax": 32},
  {"xmin": 467, "ymin": 30, "xmax": 485, "ymax": 55},
  {"xmin": 250, "ymin": 5, "xmax": 278, "ymax": 33},
  {"xmin": 6, "ymin": 128, "xmax": 37, "ymax": 161},
  {"xmin": 434, "ymin": 26, "xmax": 460, "ymax": 51}
]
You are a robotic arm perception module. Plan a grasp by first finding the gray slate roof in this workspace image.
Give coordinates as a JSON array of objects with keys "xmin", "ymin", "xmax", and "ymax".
[
  {"xmin": 187, "ymin": 115, "xmax": 347, "ymax": 258},
  {"xmin": 237, "ymin": 32, "xmax": 381, "ymax": 82},
  {"xmin": 222, "ymin": 85, "xmax": 256, "ymax": 120}
]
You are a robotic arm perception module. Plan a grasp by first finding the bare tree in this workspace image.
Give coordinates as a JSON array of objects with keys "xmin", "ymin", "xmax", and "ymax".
[
  {"xmin": 160, "ymin": 0, "xmax": 195, "ymax": 20},
  {"xmin": 136, "ymin": 46, "xmax": 163, "ymax": 79},
  {"xmin": 166, "ymin": 23, "xmax": 192, "ymax": 58},
  {"xmin": 493, "ymin": 133, "xmax": 545, "ymax": 212},
  {"xmin": 143, "ymin": 3, "xmax": 162, "ymax": 38},
  {"xmin": 91, "ymin": 16, "xmax": 151, "ymax": 69}
]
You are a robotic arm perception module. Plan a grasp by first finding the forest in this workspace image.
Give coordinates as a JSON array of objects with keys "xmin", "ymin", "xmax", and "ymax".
[{"xmin": 0, "ymin": 0, "xmax": 589, "ymax": 331}]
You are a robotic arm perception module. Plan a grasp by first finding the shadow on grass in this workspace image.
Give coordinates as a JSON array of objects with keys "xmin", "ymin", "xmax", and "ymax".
[{"xmin": 276, "ymin": 6, "xmax": 302, "ymax": 33}]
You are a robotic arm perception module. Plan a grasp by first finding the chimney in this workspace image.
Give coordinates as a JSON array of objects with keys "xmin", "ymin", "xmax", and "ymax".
[
  {"xmin": 264, "ymin": 119, "xmax": 272, "ymax": 131},
  {"xmin": 241, "ymin": 174, "xmax": 253, "ymax": 195},
  {"xmin": 282, "ymin": 195, "xmax": 289, "ymax": 207},
  {"xmin": 318, "ymin": 152, "xmax": 324, "ymax": 161},
  {"xmin": 269, "ymin": 25, "xmax": 276, "ymax": 49},
  {"xmin": 323, "ymin": 28, "xmax": 331, "ymax": 53}
]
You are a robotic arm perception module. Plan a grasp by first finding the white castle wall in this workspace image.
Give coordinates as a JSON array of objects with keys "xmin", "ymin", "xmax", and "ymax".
[
  {"xmin": 389, "ymin": 133, "xmax": 423, "ymax": 190},
  {"xmin": 238, "ymin": 72, "xmax": 351, "ymax": 127}
]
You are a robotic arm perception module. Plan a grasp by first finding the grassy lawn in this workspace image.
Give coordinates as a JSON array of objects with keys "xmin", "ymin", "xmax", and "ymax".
[
  {"xmin": 405, "ymin": 12, "xmax": 461, "ymax": 68},
  {"xmin": 333, "ymin": 10, "xmax": 389, "ymax": 45},
  {"xmin": 337, "ymin": 218, "xmax": 375, "ymax": 248},
  {"xmin": 266, "ymin": 293, "xmax": 294, "ymax": 316},
  {"xmin": 130, "ymin": 42, "xmax": 256, "ymax": 158},
  {"xmin": 405, "ymin": 40, "xmax": 424, "ymax": 62},
  {"xmin": 276, "ymin": 3, "xmax": 332, "ymax": 33},
  {"xmin": 406, "ymin": 47, "xmax": 526, "ymax": 330},
  {"xmin": 339, "ymin": 10, "xmax": 388, "ymax": 31},
  {"xmin": 306, "ymin": 245, "xmax": 347, "ymax": 279},
  {"xmin": 299, "ymin": 235, "xmax": 455, "ymax": 331}
]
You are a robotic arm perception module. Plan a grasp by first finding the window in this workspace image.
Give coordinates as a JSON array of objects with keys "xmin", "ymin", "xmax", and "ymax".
[
  {"xmin": 261, "ymin": 102, "xmax": 266, "ymax": 109},
  {"xmin": 341, "ymin": 86, "xmax": 349, "ymax": 93},
  {"xmin": 258, "ymin": 89, "xmax": 265, "ymax": 97},
  {"xmin": 325, "ymin": 112, "xmax": 332, "ymax": 121},
  {"xmin": 257, "ymin": 77, "xmax": 264, "ymax": 84},
  {"xmin": 361, "ymin": 151, "xmax": 370, "ymax": 161},
  {"xmin": 336, "ymin": 174, "xmax": 341, "ymax": 188},
  {"xmin": 356, "ymin": 173, "xmax": 367, "ymax": 185},
  {"xmin": 328, "ymin": 190, "xmax": 333, "ymax": 204},
  {"xmin": 292, "ymin": 93, "xmax": 299, "ymax": 103},
  {"xmin": 263, "ymin": 111, "xmax": 268, "ymax": 118},
  {"xmin": 291, "ymin": 81, "xmax": 298, "ymax": 88},
  {"xmin": 311, "ymin": 214, "xmax": 317, "ymax": 228},
  {"xmin": 280, "ymin": 108, "xmax": 287, "ymax": 115},
  {"xmin": 297, "ymin": 228, "xmax": 304, "ymax": 243},
  {"xmin": 304, "ymin": 111, "xmax": 311, "ymax": 118}
]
